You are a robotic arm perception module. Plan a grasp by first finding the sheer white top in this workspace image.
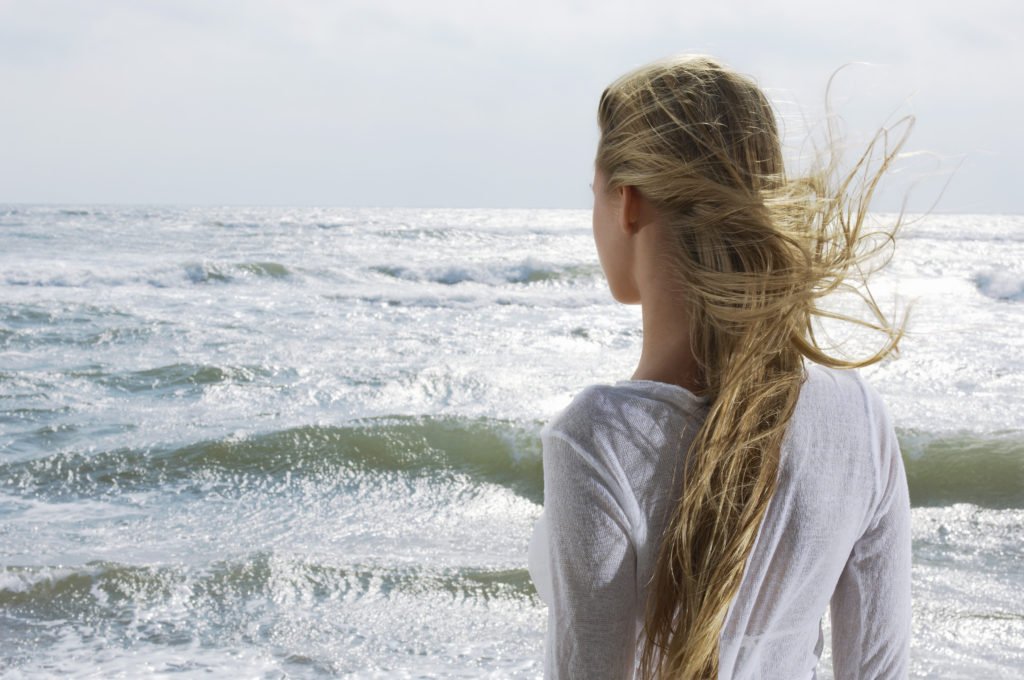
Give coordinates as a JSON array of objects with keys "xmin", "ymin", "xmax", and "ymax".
[{"xmin": 528, "ymin": 362, "xmax": 911, "ymax": 679}]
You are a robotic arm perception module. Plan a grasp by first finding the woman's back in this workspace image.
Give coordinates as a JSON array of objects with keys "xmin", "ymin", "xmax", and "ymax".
[{"xmin": 528, "ymin": 362, "xmax": 911, "ymax": 679}]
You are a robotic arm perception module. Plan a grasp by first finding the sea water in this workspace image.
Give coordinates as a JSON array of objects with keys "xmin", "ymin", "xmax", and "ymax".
[{"xmin": 0, "ymin": 205, "xmax": 1021, "ymax": 678}]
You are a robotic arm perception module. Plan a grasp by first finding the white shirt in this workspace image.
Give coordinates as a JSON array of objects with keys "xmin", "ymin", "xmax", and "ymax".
[{"xmin": 528, "ymin": 362, "xmax": 911, "ymax": 679}]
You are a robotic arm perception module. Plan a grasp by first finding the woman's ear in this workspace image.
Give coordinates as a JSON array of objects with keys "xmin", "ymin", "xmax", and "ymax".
[
  {"xmin": 617, "ymin": 186, "xmax": 652, "ymax": 235},
  {"xmin": 617, "ymin": 186, "xmax": 639, "ymax": 235}
]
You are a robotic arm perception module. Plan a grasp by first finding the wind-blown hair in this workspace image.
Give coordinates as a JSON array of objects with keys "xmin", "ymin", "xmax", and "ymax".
[{"xmin": 594, "ymin": 55, "xmax": 911, "ymax": 678}]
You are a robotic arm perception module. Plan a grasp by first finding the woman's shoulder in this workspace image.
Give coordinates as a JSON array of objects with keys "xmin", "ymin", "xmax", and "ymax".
[
  {"xmin": 539, "ymin": 382, "xmax": 705, "ymax": 514},
  {"xmin": 790, "ymin": 362, "xmax": 901, "ymax": 494},
  {"xmin": 800, "ymin": 361, "xmax": 893, "ymax": 423},
  {"xmin": 540, "ymin": 384, "xmax": 616, "ymax": 448},
  {"xmin": 541, "ymin": 379, "xmax": 708, "ymax": 449}
]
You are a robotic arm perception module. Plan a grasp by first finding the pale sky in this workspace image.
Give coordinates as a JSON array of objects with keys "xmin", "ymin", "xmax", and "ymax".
[{"xmin": 1, "ymin": 0, "xmax": 1020, "ymax": 212}]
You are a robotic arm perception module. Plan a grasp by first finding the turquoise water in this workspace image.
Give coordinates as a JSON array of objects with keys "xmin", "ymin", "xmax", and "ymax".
[{"xmin": 1, "ymin": 206, "xmax": 1022, "ymax": 677}]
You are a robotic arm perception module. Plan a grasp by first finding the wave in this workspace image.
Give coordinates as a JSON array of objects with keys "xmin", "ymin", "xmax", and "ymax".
[
  {"xmin": 0, "ymin": 303, "xmax": 166, "ymax": 349},
  {"xmin": 0, "ymin": 303, "xmax": 61, "ymax": 325},
  {"xmin": 3, "ymin": 415, "xmax": 1021, "ymax": 508},
  {"xmin": 236, "ymin": 261, "xmax": 290, "ymax": 279},
  {"xmin": 206, "ymin": 220, "xmax": 263, "ymax": 229},
  {"xmin": 342, "ymin": 293, "xmax": 482, "ymax": 309},
  {"xmin": 3, "ymin": 271, "xmax": 117, "ymax": 288},
  {"xmin": 2, "ymin": 261, "xmax": 294, "ymax": 288},
  {"xmin": 81, "ymin": 362, "xmax": 275, "ymax": 395},
  {"xmin": 973, "ymin": 270, "xmax": 1024, "ymax": 301},
  {"xmin": 184, "ymin": 261, "xmax": 292, "ymax": 283},
  {"xmin": 0, "ymin": 555, "xmax": 537, "ymax": 617},
  {"xmin": 369, "ymin": 261, "xmax": 596, "ymax": 286},
  {"xmin": 900, "ymin": 431, "xmax": 1024, "ymax": 508},
  {"xmin": 183, "ymin": 262, "xmax": 232, "ymax": 284},
  {"xmin": 1, "ymin": 417, "xmax": 545, "ymax": 504}
]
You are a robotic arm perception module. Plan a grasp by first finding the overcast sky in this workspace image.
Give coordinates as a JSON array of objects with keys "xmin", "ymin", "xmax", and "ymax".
[{"xmin": 0, "ymin": 0, "xmax": 1020, "ymax": 212}]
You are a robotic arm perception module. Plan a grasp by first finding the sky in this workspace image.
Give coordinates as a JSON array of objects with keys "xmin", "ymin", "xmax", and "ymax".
[{"xmin": 0, "ymin": 0, "xmax": 1021, "ymax": 212}]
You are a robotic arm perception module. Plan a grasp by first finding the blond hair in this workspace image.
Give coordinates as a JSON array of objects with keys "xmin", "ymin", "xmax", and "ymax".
[{"xmin": 595, "ymin": 55, "xmax": 911, "ymax": 678}]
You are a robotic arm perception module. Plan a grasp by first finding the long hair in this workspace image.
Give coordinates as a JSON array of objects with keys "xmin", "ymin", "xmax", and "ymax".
[{"xmin": 594, "ymin": 55, "xmax": 911, "ymax": 678}]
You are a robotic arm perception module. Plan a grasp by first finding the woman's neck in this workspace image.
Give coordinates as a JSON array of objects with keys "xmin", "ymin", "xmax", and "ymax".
[{"xmin": 631, "ymin": 280, "xmax": 702, "ymax": 393}]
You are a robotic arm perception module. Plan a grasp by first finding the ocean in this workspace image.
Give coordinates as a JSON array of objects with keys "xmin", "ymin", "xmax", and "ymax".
[{"xmin": 0, "ymin": 205, "xmax": 1021, "ymax": 678}]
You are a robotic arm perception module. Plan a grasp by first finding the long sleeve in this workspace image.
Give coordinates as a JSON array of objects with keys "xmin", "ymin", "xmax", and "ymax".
[
  {"xmin": 541, "ymin": 427, "xmax": 640, "ymax": 680},
  {"xmin": 829, "ymin": 418, "xmax": 912, "ymax": 679}
]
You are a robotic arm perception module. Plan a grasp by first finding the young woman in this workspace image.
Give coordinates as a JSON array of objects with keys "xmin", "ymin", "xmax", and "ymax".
[{"xmin": 528, "ymin": 55, "xmax": 912, "ymax": 679}]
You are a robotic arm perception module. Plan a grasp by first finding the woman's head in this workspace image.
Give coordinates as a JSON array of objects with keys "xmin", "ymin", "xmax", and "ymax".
[
  {"xmin": 593, "ymin": 55, "xmax": 814, "ymax": 389},
  {"xmin": 596, "ymin": 55, "xmax": 912, "ymax": 679},
  {"xmin": 595, "ymin": 55, "xmax": 783, "ymax": 213}
]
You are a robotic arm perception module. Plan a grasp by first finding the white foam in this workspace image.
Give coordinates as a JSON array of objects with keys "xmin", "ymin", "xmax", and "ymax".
[
  {"xmin": 973, "ymin": 270, "xmax": 1024, "ymax": 301},
  {"xmin": 0, "ymin": 565, "xmax": 83, "ymax": 593}
]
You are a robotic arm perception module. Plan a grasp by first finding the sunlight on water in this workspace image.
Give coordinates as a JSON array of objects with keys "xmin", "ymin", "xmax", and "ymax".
[{"xmin": 1, "ymin": 206, "xmax": 1022, "ymax": 677}]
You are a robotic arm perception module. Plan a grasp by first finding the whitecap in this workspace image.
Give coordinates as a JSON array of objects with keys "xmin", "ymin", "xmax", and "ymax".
[{"xmin": 973, "ymin": 270, "xmax": 1024, "ymax": 301}]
